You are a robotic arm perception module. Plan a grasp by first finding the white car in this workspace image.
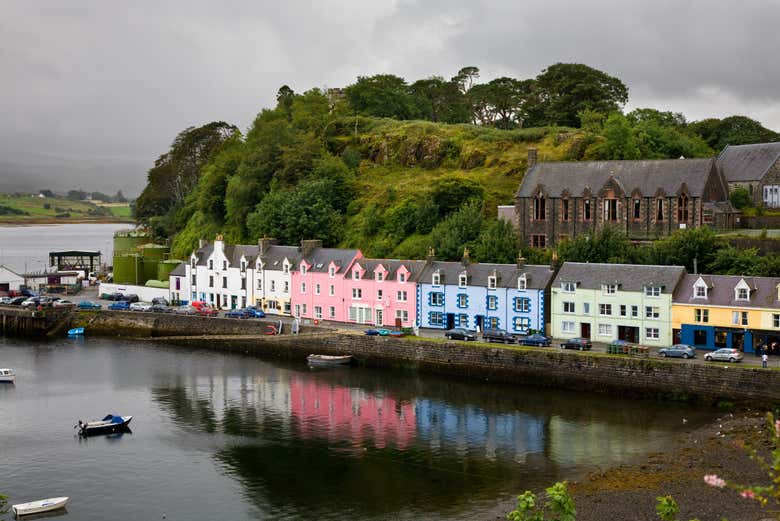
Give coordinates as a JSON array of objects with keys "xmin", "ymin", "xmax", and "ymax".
[
  {"xmin": 703, "ymin": 348, "xmax": 744, "ymax": 363},
  {"xmin": 21, "ymin": 298, "xmax": 39, "ymax": 307},
  {"xmin": 129, "ymin": 301, "xmax": 153, "ymax": 312},
  {"xmin": 53, "ymin": 299, "xmax": 75, "ymax": 308},
  {"xmin": 0, "ymin": 296, "xmax": 12, "ymax": 305}
]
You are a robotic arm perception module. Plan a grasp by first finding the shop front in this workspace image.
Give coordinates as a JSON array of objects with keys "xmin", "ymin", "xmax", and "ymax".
[{"xmin": 679, "ymin": 324, "xmax": 756, "ymax": 353}]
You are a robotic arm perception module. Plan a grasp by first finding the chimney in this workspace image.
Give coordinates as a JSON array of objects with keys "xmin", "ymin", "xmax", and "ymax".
[
  {"xmin": 426, "ymin": 246, "xmax": 436, "ymax": 264},
  {"xmin": 550, "ymin": 250, "xmax": 560, "ymax": 271},
  {"xmin": 214, "ymin": 233, "xmax": 224, "ymax": 253},
  {"xmin": 527, "ymin": 148, "xmax": 538, "ymax": 170},
  {"xmin": 300, "ymin": 239, "xmax": 323, "ymax": 257},
  {"xmin": 517, "ymin": 254, "xmax": 526, "ymax": 270},
  {"xmin": 198, "ymin": 239, "xmax": 206, "ymax": 248},
  {"xmin": 461, "ymin": 247, "xmax": 471, "ymax": 266},
  {"xmin": 258, "ymin": 237, "xmax": 278, "ymax": 256}
]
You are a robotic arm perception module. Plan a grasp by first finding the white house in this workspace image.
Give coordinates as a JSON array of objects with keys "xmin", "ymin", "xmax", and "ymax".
[
  {"xmin": 253, "ymin": 239, "xmax": 300, "ymax": 316},
  {"xmin": 0, "ymin": 265, "xmax": 25, "ymax": 293}
]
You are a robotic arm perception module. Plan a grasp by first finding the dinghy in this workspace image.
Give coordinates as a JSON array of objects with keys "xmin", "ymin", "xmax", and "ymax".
[
  {"xmin": 0, "ymin": 368, "xmax": 15, "ymax": 383},
  {"xmin": 67, "ymin": 327, "xmax": 85, "ymax": 336},
  {"xmin": 76, "ymin": 414, "xmax": 132, "ymax": 436},
  {"xmin": 307, "ymin": 354, "xmax": 353, "ymax": 366},
  {"xmin": 12, "ymin": 497, "xmax": 69, "ymax": 516}
]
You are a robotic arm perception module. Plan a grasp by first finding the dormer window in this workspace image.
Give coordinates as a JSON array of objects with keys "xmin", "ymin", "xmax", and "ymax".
[
  {"xmin": 329, "ymin": 266, "xmax": 335, "ymax": 277},
  {"xmin": 694, "ymin": 281, "xmax": 707, "ymax": 298},
  {"xmin": 518, "ymin": 274, "xmax": 527, "ymax": 290},
  {"xmin": 432, "ymin": 272, "xmax": 441, "ymax": 286},
  {"xmin": 602, "ymin": 284, "xmax": 617, "ymax": 295},
  {"xmin": 240, "ymin": 261, "xmax": 246, "ymax": 272},
  {"xmin": 222, "ymin": 261, "xmax": 227, "ymax": 270},
  {"xmin": 376, "ymin": 271, "xmax": 384, "ymax": 282},
  {"xmin": 353, "ymin": 269, "xmax": 360, "ymax": 280},
  {"xmin": 301, "ymin": 264, "xmax": 307, "ymax": 275},
  {"xmin": 487, "ymin": 276, "xmax": 497, "ymax": 289},
  {"xmin": 736, "ymin": 288, "xmax": 749, "ymax": 301},
  {"xmin": 283, "ymin": 262, "xmax": 290, "ymax": 274},
  {"xmin": 191, "ymin": 258, "xmax": 196, "ymax": 268},
  {"xmin": 398, "ymin": 272, "xmax": 406, "ymax": 283},
  {"xmin": 562, "ymin": 282, "xmax": 576, "ymax": 293},
  {"xmin": 644, "ymin": 286, "xmax": 660, "ymax": 297},
  {"xmin": 458, "ymin": 273, "xmax": 467, "ymax": 287},
  {"xmin": 208, "ymin": 260, "xmax": 213, "ymax": 270}
]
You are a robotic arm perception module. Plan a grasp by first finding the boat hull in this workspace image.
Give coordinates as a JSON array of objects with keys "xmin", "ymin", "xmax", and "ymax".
[
  {"xmin": 307, "ymin": 354, "xmax": 353, "ymax": 366},
  {"xmin": 12, "ymin": 497, "xmax": 69, "ymax": 516},
  {"xmin": 0, "ymin": 375, "xmax": 15, "ymax": 383},
  {"xmin": 79, "ymin": 416, "xmax": 132, "ymax": 436}
]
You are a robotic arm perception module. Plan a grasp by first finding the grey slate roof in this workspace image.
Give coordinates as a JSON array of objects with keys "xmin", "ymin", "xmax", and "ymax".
[
  {"xmin": 169, "ymin": 262, "xmax": 186, "ymax": 277},
  {"xmin": 553, "ymin": 262, "xmax": 686, "ymax": 293},
  {"xmin": 259, "ymin": 245, "xmax": 301, "ymax": 271},
  {"xmin": 353, "ymin": 259, "xmax": 428, "ymax": 281},
  {"xmin": 673, "ymin": 273, "xmax": 780, "ymax": 309},
  {"xmin": 717, "ymin": 142, "xmax": 780, "ymax": 182},
  {"xmin": 516, "ymin": 159, "xmax": 717, "ymax": 198},
  {"xmin": 193, "ymin": 243, "xmax": 214, "ymax": 266},
  {"xmin": 418, "ymin": 261, "xmax": 555, "ymax": 290},
  {"xmin": 301, "ymin": 247, "xmax": 360, "ymax": 273}
]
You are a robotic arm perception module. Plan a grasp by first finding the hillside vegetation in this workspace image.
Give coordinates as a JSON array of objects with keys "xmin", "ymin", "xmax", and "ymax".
[{"xmin": 0, "ymin": 194, "xmax": 131, "ymax": 223}]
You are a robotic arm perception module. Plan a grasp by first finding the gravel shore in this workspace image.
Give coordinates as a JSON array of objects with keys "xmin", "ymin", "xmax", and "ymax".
[{"xmin": 488, "ymin": 410, "xmax": 778, "ymax": 521}]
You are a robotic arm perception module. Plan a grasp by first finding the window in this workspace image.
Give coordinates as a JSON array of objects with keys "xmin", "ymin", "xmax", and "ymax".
[
  {"xmin": 631, "ymin": 305, "xmax": 638, "ymax": 318},
  {"xmin": 191, "ymin": 274, "xmax": 196, "ymax": 286},
  {"xmin": 209, "ymin": 293, "xmax": 214, "ymax": 304},
  {"xmin": 583, "ymin": 199, "xmax": 591, "ymax": 221},
  {"xmin": 430, "ymin": 312, "xmax": 444, "ymax": 326},
  {"xmin": 514, "ymin": 298, "xmax": 531, "ymax": 313},
  {"xmin": 377, "ymin": 289, "xmax": 383, "ymax": 300},
  {"xmin": 315, "ymin": 283, "xmax": 320, "ymax": 295},
  {"xmin": 223, "ymin": 295, "xmax": 228, "ymax": 306},
  {"xmin": 352, "ymin": 288, "xmax": 362, "ymax": 299},
  {"xmin": 241, "ymin": 278, "xmax": 246, "ymax": 290},
  {"xmin": 656, "ymin": 199, "xmax": 664, "ymax": 221},
  {"xmin": 459, "ymin": 274, "xmax": 468, "ymax": 287},
  {"xmin": 693, "ymin": 329, "xmax": 707, "ymax": 345},
  {"xmin": 353, "ymin": 269, "xmax": 360, "ymax": 280},
  {"xmin": 715, "ymin": 331, "xmax": 728, "ymax": 347},
  {"xmin": 599, "ymin": 303, "xmax": 612, "ymax": 316},
  {"xmin": 732, "ymin": 311, "xmax": 748, "ymax": 326},
  {"xmin": 376, "ymin": 271, "xmax": 384, "ymax": 282},
  {"xmin": 222, "ymin": 261, "xmax": 227, "ymax": 270},
  {"xmin": 209, "ymin": 260, "xmax": 213, "ymax": 270},
  {"xmin": 645, "ymin": 328, "xmax": 660, "ymax": 340},
  {"xmin": 175, "ymin": 278, "xmax": 181, "ymax": 290},
  {"xmin": 329, "ymin": 266, "xmax": 335, "ymax": 277},
  {"xmin": 430, "ymin": 292, "xmax": 444, "ymax": 306},
  {"xmin": 736, "ymin": 288, "xmax": 749, "ymax": 301},
  {"xmin": 645, "ymin": 306, "xmax": 660, "ymax": 319},
  {"xmin": 283, "ymin": 281, "xmax": 289, "ymax": 293},
  {"xmin": 396, "ymin": 309, "xmax": 409, "ymax": 323},
  {"xmin": 677, "ymin": 193, "xmax": 689, "ymax": 222},
  {"xmin": 314, "ymin": 306, "xmax": 322, "ymax": 319},
  {"xmin": 283, "ymin": 263, "xmax": 289, "ymax": 274},
  {"xmin": 531, "ymin": 235, "xmax": 546, "ymax": 248},
  {"xmin": 300, "ymin": 282, "xmax": 306, "ymax": 294},
  {"xmin": 533, "ymin": 193, "xmax": 546, "ymax": 221},
  {"xmin": 774, "ymin": 314, "xmax": 780, "ymax": 328},
  {"xmin": 329, "ymin": 285, "xmax": 335, "ymax": 296},
  {"xmin": 302, "ymin": 304, "xmax": 307, "ymax": 315},
  {"xmin": 191, "ymin": 258, "xmax": 196, "ymax": 268},
  {"xmin": 192, "ymin": 291, "xmax": 197, "ymax": 301},
  {"xmin": 598, "ymin": 323, "xmax": 613, "ymax": 336},
  {"xmin": 633, "ymin": 199, "xmax": 641, "ymax": 220},
  {"xmin": 257, "ymin": 279, "xmax": 262, "ymax": 290},
  {"xmin": 209, "ymin": 276, "xmax": 214, "ymax": 287},
  {"xmin": 562, "ymin": 321, "xmax": 575, "ymax": 333},
  {"xmin": 222, "ymin": 277, "xmax": 227, "ymax": 289},
  {"xmin": 301, "ymin": 264, "xmax": 307, "ymax": 275},
  {"xmin": 603, "ymin": 199, "xmax": 618, "ymax": 222},
  {"xmin": 240, "ymin": 261, "xmax": 246, "ymax": 272},
  {"xmin": 562, "ymin": 282, "xmax": 576, "ymax": 293},
  {"xmin": 398, "ymin": 272, "xmax": 406, "ymax": 283},
  {"xmin": 487, "ymin": 295, "xmax": 498, "ymax": 310},
  {"xmin": 583, "ymin": 302, "xmax": 591, "ymax": 314},
  {"xmin": 396, "ymin": 291, "xmax": 408, "ymax": 302},
  {"xmin": 619, "ymin": 305, "xmax": 627, "ymax": 317},
  {"xmin": 457, "ymin": 313, "xmax": 468, "ymax": 327},
  {"xmin": 513, "ymin": 317, "xmax": 531, "ymax": 331},
  {"xmin": 457, "ymin": 294, "xmax": 468, "ymax": 308},
  {"xmin": 487, "ymin": 276, "xmax": 497, "ymax": 289},
  {"xmin": 517, "ymin": 275, "xmax": 527, "ymax": 290},
  {"xmin": 329, "ymin": 306, "xmax": 336, "ymax": 319},
  {"xmin": 695, "ymin": 309, "xmax": 709, "ymax": 323},
  {"xmin": 241, "ymin": 297, "xmax": 246, "ymax": 308},
  {"xmin": 270, "ymin": 280, "xmax": 276, "ymax": 292},
  {"xmin": 645, "ymin": 286, "xmax": 661, "ymax": 297},
  {"xmin": 602, "ymin": 284, "xmax": 617, "ymax": 295},
  {"xmin": 487, "ymin": 317, "xmax": 499, "ymax": 328},
  {"xmin": 562, "ymin": 199, "xmax": 570, "ymax": 221},
  {"xmin": 432, "ymin": 272, "xmax": 441, "ymax": 285},
  {"xmin": 563, "ymin": 301, "xmax": 575, "ymax": 313}
]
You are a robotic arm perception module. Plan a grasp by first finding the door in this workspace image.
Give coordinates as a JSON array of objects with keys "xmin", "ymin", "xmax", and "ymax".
[
  {"xmin": 618, "ymin": 326, "xmax": 639, "ymax": 343},
  {"xmin": 295, "ymin": 304, "xmax": 301, "ymax": 317},
  {"xmin": 375, "ymin": 308, "xmax": 383, "ymax": 326},
  {"xmin": 231, "ymin": 295, "xmax": 237, "ymax": 309},
  {"xmin": 446, "ymin": 313, "xmax": 455, "ymax": 330},
  {"xmin": 581, "ymin": 323, "xmax": 591, "ymax": 339},
  {"xmin": 475, "ymin": 315, "xmax": 484, "ymax": 332},
  {"xmin": 732, "ymin": 332, "xmax": 744, "ymax": 352}
]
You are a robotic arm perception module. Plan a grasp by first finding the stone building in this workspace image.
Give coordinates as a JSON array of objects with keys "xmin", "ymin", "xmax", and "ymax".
[
  {"xmin": 716, "ymin": 142, "xmax": 780, "ymax": 207},
  {"xmin": 513, "ymin": 150, "xmax": 737, "ymax": 248}
]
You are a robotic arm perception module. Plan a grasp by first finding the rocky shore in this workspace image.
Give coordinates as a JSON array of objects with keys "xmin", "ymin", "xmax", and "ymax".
[{"xmin": 489, "ymin": 411, "xmax": 777, "ymax": 521}]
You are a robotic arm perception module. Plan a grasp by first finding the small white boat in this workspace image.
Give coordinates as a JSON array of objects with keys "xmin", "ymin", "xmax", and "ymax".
[
  {"xmin": 12, "ymin": 496, "xmax": 69, "ymax": 516},
  {"xmin": 76, "ymin": 414, "xmax": 132, "ymax": 436},
  {"xmin": 0, "ymin": 368, "xmax": 15, "ymax": 384},
  {"xmin": 307, "ymin": 354, "xmax": 353, "ymax": 366}
]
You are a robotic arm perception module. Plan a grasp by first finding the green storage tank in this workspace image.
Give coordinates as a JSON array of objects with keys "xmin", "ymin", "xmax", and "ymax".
[
  {"xmin": 157, "ymin": 260, "xmax": 183, "ymax": 281},
  {"xmin": 141, "ymin": 258, "xmax": 159, "ymax": 285},
  {"xmin": 145, "ymin": 279, "xmax": 170, "ymax": 289},
  {"xmin": 138, "ymin": 243, "xmax": 169, "ymax": 261},
  {"xmin": 113, "ymin": 230, "xmax": 151, "ymax": 256},
  {"xmin": 113, "ymin": 254, "xmax": 143, "ymax": 285}
]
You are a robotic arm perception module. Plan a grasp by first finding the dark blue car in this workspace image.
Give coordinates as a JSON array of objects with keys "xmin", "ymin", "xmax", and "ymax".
[
  {"xmin": 108, "ymin": 301, "xmax": 130, "ymax": 310},
  {"xmin": 244, "ymin": 306, "xmax": 266, "ymax": 318},
  {"xmin": 520, "ymin": 334, "xmax": 551, "ymax": 347},
  {"xmin": 225, "ymin": 309, "xmax": 251, "ymax": 319}
]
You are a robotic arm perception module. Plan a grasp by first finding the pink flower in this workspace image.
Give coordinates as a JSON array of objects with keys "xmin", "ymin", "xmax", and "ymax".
[
  {"xmin": 704, "ymin": 474, "xmax": 726, "ymax": 488},
  {"xmin": 741, "ymin": 489, "xmax": 756, "ymax": 499}
]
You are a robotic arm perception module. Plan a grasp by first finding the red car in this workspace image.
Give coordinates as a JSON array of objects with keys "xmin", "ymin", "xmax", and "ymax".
[{"xmin": 196, "ymin": 306, "xmax": 218, "ymax": 317}]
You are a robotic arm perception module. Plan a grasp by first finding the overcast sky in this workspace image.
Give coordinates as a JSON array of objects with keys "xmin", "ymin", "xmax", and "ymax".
[{"xmin": 2, "ymin": 0, "xmax": 779, "ymax": 195}]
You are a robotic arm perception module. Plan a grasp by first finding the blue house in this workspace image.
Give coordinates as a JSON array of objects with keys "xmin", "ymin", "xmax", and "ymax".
[{"xmin": 417, "ymin": 254, "xmax": 553, "ymax": 334}]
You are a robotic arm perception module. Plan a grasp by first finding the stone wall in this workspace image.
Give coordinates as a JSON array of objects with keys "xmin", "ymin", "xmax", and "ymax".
[{"xmin": 155, "ymin": 333, "xmax": 780, "ymax": 405}]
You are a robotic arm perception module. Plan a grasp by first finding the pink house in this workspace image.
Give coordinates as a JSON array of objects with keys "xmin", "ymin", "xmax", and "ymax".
[
  {"xmin": 291, "ymin": 241, "xmax": 362, "ymax": 323},
  {"xmin": 342, "ymin": 259, "xmax": 426, "ymax": 327}
]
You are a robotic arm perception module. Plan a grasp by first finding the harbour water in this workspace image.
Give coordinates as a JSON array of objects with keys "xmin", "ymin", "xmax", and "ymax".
[{"xmin": 0, "ymin": 336, "xmax": 713, "ymax": 520}]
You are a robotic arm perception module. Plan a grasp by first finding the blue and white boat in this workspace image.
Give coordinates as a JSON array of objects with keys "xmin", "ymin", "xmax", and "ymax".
[
  {"xmin": 67, "ymin": 327, "xmax": 85, "ymax": 336},
  {"xmin": 76, "ymin": 414, "xmax": 132, "ymax": 436}
]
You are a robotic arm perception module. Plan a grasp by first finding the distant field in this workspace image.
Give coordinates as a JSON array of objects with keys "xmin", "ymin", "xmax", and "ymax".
[{"xmin": 0, "ymin": 194, "xmax": 133, "ymax": 222}]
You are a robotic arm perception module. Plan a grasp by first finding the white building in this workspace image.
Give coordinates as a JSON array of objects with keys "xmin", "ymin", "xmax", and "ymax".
[
  {"xmin": 253, "ymin": 239, "xmax": 300, "ymax": 316},
  {"xmin": 0, "ymin": 265, "xmax": 25, "ymax": 293}
]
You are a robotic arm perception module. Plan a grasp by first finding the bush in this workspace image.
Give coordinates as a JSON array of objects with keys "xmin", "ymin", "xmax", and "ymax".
[{"xmin": 729, "ymin": 187, "xmax": 753, "ymax": 210}]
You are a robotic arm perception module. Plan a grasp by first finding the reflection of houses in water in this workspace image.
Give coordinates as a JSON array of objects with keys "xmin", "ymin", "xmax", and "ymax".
[
  {"xmin": 414, "ymin": 400, "xmax": 545, "ymax": 462},
  {"xmin": 289, "ymin": 377, "xmax": 416, "ymax": 449}
]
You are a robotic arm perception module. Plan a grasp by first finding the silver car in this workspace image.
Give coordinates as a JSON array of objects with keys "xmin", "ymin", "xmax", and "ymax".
[
  {"xmin": 658, "ymin": 344, "xmax": 695, "ymax": 359},
  {"xmin": 129, "ymin": 301, "xmax": 153, "ymax": 312},
  {"xmin": 703, "ymin": 348, "xmax": 743, "ymax": 363}
]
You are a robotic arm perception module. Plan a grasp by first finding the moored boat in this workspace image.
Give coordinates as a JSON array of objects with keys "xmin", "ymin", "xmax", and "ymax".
[
  {"xmin": 307, "ymin": 354, "xmax": 353, "ymax": 366},
  {"xmin": 76, "ymin": 414, "xmax": 132, "ymax": 436},
  {"xmin": 0, "ymin": 368, "xmax": 15, "ymax": 383},
  {"xmin": 67, "ymin": 327, "xmax": 85, "ymax": 336},
  {"xmin": 12, "ymin": 497, "xmax": 69, "ymax": 516}
]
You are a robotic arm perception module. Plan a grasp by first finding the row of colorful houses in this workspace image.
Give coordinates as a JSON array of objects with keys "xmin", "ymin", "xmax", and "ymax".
[{"xmin": 168, "ymin": 236, "xmax": 780, "ymax": 353}]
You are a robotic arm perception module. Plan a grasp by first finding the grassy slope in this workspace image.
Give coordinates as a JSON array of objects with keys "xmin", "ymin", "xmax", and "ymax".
[{"xmin": 0, "ymin": 194, "xmax": 132, "ymax": 222}]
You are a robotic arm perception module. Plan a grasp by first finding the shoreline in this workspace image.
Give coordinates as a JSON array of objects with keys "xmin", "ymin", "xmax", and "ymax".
[{"xmin": 0, "ymin": 218, "xmax": 134, "ymax": 226}]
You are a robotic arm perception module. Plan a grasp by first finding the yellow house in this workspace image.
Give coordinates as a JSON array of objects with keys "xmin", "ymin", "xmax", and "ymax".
[{"xmin": 672, "ymin": 274, "xmax": 780, "ymax": 354}]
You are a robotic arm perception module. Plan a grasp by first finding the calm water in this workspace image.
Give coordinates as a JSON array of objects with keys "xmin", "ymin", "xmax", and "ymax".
[
  {"xmin": 0, "ymin": 337, "xmax": 714, "ymax": 520},
  {"xmin": 0, "ymin": 223, "xmax": 129, "ymax": 273}
]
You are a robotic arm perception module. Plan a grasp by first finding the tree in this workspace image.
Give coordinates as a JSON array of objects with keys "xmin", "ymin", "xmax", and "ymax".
[
  {"xmin": 730, "ymin": 187, "xmax": 753, "ymax": 210},
  {"xmin": 532, "ymin": 63, "xmax": 628, "ymax": 127},
  {"xmin": 429, "ymin": 201, "xmax": 485, "ymax": 261},
  {"xmin": 468, "ymin": 78, "xmax": 534, "ymax": 128},
  {"xmin": 473, "ymin": 218, "xmax": 519, "ymax": 263},
  {"xmin": 344, "ymin": 74, "xmax": 418, "ymax": 119},
  {"xmin": 276, "ymin": 85, "xmax": 295, "ymax": 118},
  {"xmin": 410, "ymin": 77, "xmax": 470, "ymax": 124},
  {"xmin": 113, "ymin": 190, "xmax": 127, "ymax": 203},
  {"xmin": 647, "ymin": 228, "xmax": 725, "ymax": 273},
  {"xmin": 66, "ymin": 189, "xmax": 87, "ymax": 201},
  {"xmin": 558, "ymin": 226, "xmax": 640, "ymax": 264},
  {"xmin": 689, "ymin": 115, "xmax": 780, "ymax": 150},
  {"xmin": 452, "ymin": 66, "xmax": 480, "ymax": 93},
  {"xmin": 592, "ymin": 112, "xmax": 640, "ymax": 159},
  {"xmin": 90, "ymin": 191, "xmax": 110, "ymax": 202},
  {"xmin": 290, "ymin": 88, "xmax": 332, "ymax": 134}
]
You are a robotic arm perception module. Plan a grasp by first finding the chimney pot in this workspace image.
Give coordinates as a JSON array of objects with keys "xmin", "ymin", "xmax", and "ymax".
[
  {"xmin": 527, "ymin": 148, "xmax": 538, "ymax": 170},
  {"xmin": 300, "ymin": 239, "xmax": 323, "ymax": 257}
]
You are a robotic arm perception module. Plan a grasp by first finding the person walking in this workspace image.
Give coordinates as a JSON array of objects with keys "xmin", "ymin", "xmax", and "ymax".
[{"xmin": 763, "ymin": 353, "xmax": 768, "ymax": 368}]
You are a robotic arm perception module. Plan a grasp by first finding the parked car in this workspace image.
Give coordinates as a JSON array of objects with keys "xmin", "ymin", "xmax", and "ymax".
[
  {"xmin": 190, "ymin": 300, "xmax": 210, "ymax": 311},
  {"xmin": 244, "ymin": 306, "xmax": 266, "ymax": 318},
  {"xmin": 77, "ymin": 300, "xmax": 102, "ymax": 310},
  {"xmin": 174, "ymin": 305, "xmax": 198, "ymax": 315},
  {"xmin": 129, "ymin": 301, "xmax": 153, "ymax": 312},
  {"xmin": 0, "ymin": 296, "xmax": 12, "ymax": 305},
  {"xmin": 482, "ymin": 328, "xmax": 516, "ymax": 344},
  {"xmin": 704, "ymin": 348, "xmax": 743, "ymax": 363},
  {"xmin": 197, "ymin": 306, "xmax": 219, "ymax": 317},
  {"xmin": 53, "ymin": 299, "xmax": 76, "ymax": 308},
  {"xmin": 152, "ymin": 297, "xmax": 169, "ymax": 306},
  {"xmin": 659, "ymin": 344, "xmax": 696, "ymax": 359},
  {"xmin": 120, "ymin": 294, "xmax": 139, "ymax": 303},
  {"xmin": 444, "ymin": 328, "xmax": 477, "ymax": 341},
  {"xmin": 151, "ymin": 304, "xmax": 172, "ymax": 313},
  {"xmin": 21, "ymin": 297, "xmax": 40, "ymax": 307},
  {"xmin": 225, "ymin": 308, "xmax": 252, "ymax": 319},
  {"xmin": 520, "ymin": 334, "xmax": 552, "ymax": 347},
  {"xmin": 108, "ymin": 301, "xmax": 130, "ymax": 310},
  {"xmin": 9, "ymin": 296, "xmax": 27, "ymax": 305},
  {"xmin": 560, "ymin": 337, "xmax": 592, "ymax": 351}
]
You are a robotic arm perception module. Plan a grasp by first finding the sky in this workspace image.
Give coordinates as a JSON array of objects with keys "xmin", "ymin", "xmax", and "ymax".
[{"xmin": 1, "ymin": 0, "xmax": 779, "ymax": 196}]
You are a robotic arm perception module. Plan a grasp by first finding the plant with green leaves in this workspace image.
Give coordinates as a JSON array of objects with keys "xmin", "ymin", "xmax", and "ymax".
[{"xmin": 506, "ymin": 482, "xmax": 576, "ymax": 521}]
